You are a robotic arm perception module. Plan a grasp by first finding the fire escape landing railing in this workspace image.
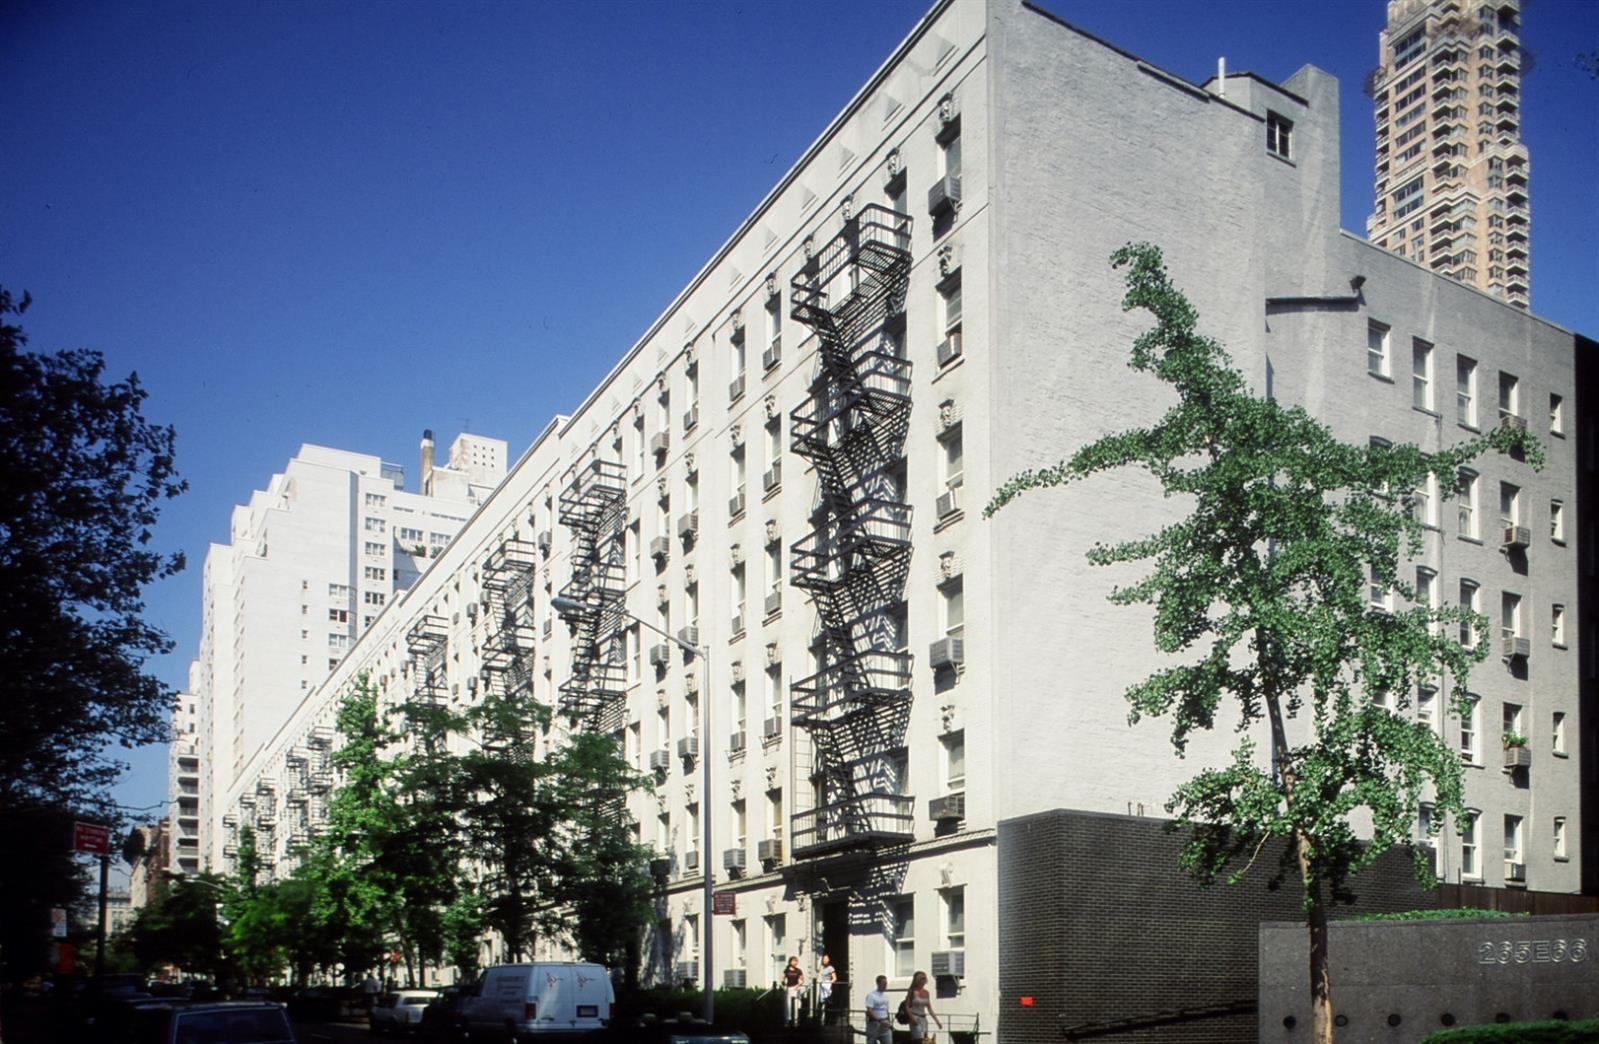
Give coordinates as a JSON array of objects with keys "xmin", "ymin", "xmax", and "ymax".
[
  {"xmin": 481, "ymin": 536, "xmax": 540, "ymax": 697},
  {"xmin": 556, "ymin": 459, "xmax": 629, "ymax": 732},
  {"xmin": 787, "ymin": 204, "xmax": 915, "ymax": 859},
  {"xmin": 406, "ymin": 614, "xmax": 449, "ymax": 705}
]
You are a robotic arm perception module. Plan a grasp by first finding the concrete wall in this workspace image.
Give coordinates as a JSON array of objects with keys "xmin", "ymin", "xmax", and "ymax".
[{"xmin": 1259, "ymin": 912, "xmax": 1599, "ymax": 1042}]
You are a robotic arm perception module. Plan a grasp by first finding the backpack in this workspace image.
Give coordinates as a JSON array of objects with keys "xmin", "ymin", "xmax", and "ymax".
[{"xmin": 896, "ymin": 998, "xmax": 910, "ymax": 1025}]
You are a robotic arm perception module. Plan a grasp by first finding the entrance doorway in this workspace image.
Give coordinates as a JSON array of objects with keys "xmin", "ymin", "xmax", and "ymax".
[{"xmin": 820, "ymin": 900, "xmax": 850, "ymax": 1024}]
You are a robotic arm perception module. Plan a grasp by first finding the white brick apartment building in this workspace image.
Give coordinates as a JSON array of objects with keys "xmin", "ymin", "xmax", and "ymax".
[{"xmin": 216, "ymin": 0, "xmax": 1588, "ymax": 1035}]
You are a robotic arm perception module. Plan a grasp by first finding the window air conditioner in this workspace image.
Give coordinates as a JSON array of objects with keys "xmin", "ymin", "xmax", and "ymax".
[
  {"xmin": 927, "ymin": 174, "xmax": 962, "ymax": 217},
  {"xmin": 757, "ymin": 839, "xmax": 784, "ymax": 865},
  {"xmin": 930, "ymin": 950, "xmax": 966, "ymax": 978},
  {"xmin": 929, "ymin": 636, "xmax": 965, "ymax": 669},
  {"xmin": 929, "ymin": 792, "xmax": 966, "ymax": 823}
]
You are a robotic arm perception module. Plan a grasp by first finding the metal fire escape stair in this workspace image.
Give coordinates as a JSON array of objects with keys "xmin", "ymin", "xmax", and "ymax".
[{"xmin": 555, "ymin": 459, "xmax": 629, "ymax": 733}]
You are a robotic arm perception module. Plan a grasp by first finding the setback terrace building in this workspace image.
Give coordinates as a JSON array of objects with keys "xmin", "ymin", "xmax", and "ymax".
[{"xmin": 218, "ymin": 1, "xmax": 1590, "ymax": 1038}]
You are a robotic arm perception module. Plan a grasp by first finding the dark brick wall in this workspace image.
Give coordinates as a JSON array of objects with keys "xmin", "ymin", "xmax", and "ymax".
[{"xmin": 997, "ymin": 809, "xmax": 1435, "ymax": 1044}]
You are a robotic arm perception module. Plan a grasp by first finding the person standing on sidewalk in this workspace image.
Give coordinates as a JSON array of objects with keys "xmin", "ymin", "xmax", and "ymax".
[
  {"xmin": 817, "ymin": 952, "xmax": 837, "ymax": 1023},
  {"xmin": 782, "ymin": 956, "xmax": 806, "ymax": 1025}
]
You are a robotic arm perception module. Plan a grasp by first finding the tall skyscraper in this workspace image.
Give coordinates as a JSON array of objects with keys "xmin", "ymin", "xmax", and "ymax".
[
  {"xmin": 170, "ymin": 432, "xmax": 505, "ymax": 874},
  {"xmin": 1367, "ymin": 0, "xmax": 1529, "ymax": 307}
]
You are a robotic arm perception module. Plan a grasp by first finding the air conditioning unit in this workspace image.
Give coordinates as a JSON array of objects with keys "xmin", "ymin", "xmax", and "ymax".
[
  {"xmin": 928, "ymin": 174, "xmax": 962, "ymax": 217},
  {"xmin": 536, "ymin": 530, "xmax": 552, "ymax": 553},
  {"xmin": 1505, "ymin": 860, "xmax": 1527, "ymax": 883},
  {"xmin": 763, "ymin": 464, "xmax": 782, "ymax": 491},
  {"xmin": 729, "ymin": 375, "xmax": 746, "ymax": 401},
  {"xmin": 936, "ymin": 488, "xmax": 961, "ymax": 518},
  {"xmin": 1499, "ymin": 411, "xmax": 1527, "ymax": 432},
  {"xmin": 677, "ymin": 735, "xmax": 700, "ymax": 760},
  {"xmin": 757, "ymin": 838, "xmax": 784, "ymax": 865},
  {"xmin": 723, "ymin": 969, "xmax": 747, "ymax": 989},
  {"xmin": 930, "ymin": 950, "xmax": 966, "ymax": 978},
  {"xmin": 723, "ymin": 848, "xmax": 747, "ymax": 871},
  {"xmin": 466, "ymin": 602, "xmax": 478, "ymax": 622},
  {"xmin": 649, "ymin": 643, "xmax": 673, "ymax": 667},
  {"xmin": 1501, "ymin": 635, "xmax": 1530, "ymax": 661},
  {"xmin": 937, "ymin": 330, "xmax": 964, "ymax": 366},
  {"xmin": 683, "ymin": 406, "xmax": 700, "ymax": 431},
  {"xmin": 762, "ymin": 338, "xmax": 782, "ymax": 371},
  {"xmin": 650, "ymin": 431, "xmax": 671, "ymax": 456},
  {"xmin": 929, "ymin": 792, "xmax": 966, "ymax": 823},
  {"xmin": 675, "ymin": 961, "xmax": 699, "ymax": 982},
  {"xmin": 685, "ymin": 671, "xmax": 700, "ymax": 695},
  {"xmin": 648, "ymin": 750, "xmax": 671, "ymax": 772},
  {"xmin": 765, "ymin": 589, "xmax": 783, "ymax": 616},
  {"xmin": 729, "ymin": 490, "xmax": 746, "ymax": 517},
  {"xmin": 729, "ymin": 730, "xmax": 746, "ymax": 753},
  {"xmin": 1503, "ymin": 745, "xmax": 1532, "ymax": 769},
  {"xmin": 542, "ymin": 618, "xmax": 552, "ymax": 638},
  {"xmin": 1501, "ymin": 524, "xmax": 1531, "ymax": 550},
  {"xmin": 684, "ymin": 850, "xmax": 700, "ymax": 871},
  {"xmin": 732, "ymin": 613, "xmax": 745, "ymax": 635},
  {"xmin": 929, "ymin": 636, "xmax": 966, "ymax": 670},
  {"xmin": 678, "ymin": 511, "xmax": 700, "ymax": 540},
  {"xmin": 763, "ymin": 716, "xmax": 782, "ymax": 740},
  {"xmin": 678, "ymin": 626, "xmax": 700, "ymax": 648},
  {"xmin": 650, "ymin": 536, "xmax": 671, "ymax": 560}
]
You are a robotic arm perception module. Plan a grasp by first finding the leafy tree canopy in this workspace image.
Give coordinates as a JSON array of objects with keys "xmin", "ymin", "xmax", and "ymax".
[{"xmin": 0, "ymin": 287, "xmax": 186, "ymax": 809}]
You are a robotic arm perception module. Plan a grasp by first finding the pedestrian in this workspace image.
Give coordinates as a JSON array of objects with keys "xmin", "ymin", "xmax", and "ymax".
[
  {"xmin": 817, "ymin": 952, "xmax": 836, "ymax": 1022},
  {"xmin": 864, "ymin": 974, "xmax": 893, "ymax": 1044},
  {"xmin": 781, "ymin": 956, "xmax": 805, "ymax": 1025},
  {"xmin": 905, "ymin": 970, "xmax": 942, "ymax": 1043},
  {"xmin": 361, "ymin": 972, "xmax": 381, "ymax": 1013}
]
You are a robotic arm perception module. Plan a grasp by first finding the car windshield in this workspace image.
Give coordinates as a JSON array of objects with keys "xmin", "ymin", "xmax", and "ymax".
[
  {"xmin": 175, "ymin": 1008, "xmax": 294, "ymax": 1044},
  {"xmin": 404, "ymin": 996, "xmax": 433, "ymax": 1005}
]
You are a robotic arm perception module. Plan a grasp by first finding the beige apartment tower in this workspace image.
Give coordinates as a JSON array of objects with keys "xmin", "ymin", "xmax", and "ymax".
[{"xmin": 1367, "ymin": 0, "xmax": 1529, "ymax": 307}]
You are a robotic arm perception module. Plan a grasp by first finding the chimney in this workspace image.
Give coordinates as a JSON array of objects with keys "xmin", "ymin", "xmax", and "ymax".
[
  {"xmin": 1217, "ymin": 57, "xmax": 1226, "ymax": 98},
  {"xmin": 420, "ymin": 429, "xmax": 435, "ymax": 496}
]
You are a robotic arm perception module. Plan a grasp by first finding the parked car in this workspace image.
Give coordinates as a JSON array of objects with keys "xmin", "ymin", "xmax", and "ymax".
[
  {"xmin": 419, "ymin": 986, "xmax": 469, "ymax": 1042},
  {"xmin": 120, "ymin": 1001, "xmax": 297, "ymax": 1044},
  {"xmin": 371, "ymin": 989, "xmax": 441, "ymax": 1035},
  {"xmin": 456, "ymin": 963, "xmax": 613, "ymax": 1041}
]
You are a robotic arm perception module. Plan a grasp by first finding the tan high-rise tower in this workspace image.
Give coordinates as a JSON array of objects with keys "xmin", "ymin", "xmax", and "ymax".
[{"xmin": 1367, "ymin": 0, "xmax": 1529, "ymax": 308}]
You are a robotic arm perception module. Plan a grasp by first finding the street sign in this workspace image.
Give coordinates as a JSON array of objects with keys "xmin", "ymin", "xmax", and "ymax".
[
  {"xmin": 73, "ymin": 821, "xmax": 111, "ymax": 856},
  {"xmin": 712, "ymin": 891, "xmax": 737, "ymax": 916}
]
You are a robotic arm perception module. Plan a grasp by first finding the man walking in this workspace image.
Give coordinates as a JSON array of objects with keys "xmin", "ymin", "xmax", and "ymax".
[{"xmin": 864, "ymin": 974, "xmax": 893, "ymax": 1044}]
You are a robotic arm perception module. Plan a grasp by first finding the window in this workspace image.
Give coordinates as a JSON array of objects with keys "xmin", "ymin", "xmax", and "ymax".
[
  {"xmin": 733, "ymin": 682, "xmax": 747, "ymax": 734},
  {"xmin": 891, "ymin": 897, "xmax": 915, "ymax": 977},
  {"xmin": 329, "ymin": 633, "xmax": 350, "ymax": 651},
  {"xmin": 1503, "ymin": 702, "xmax": 1523, "ymax": 744},
  {"xmin": 940, "ymin": 121, "xmax": 961, "ymax": 180},
  {"xmin": 733, "ymin": 800, "xmax": 747, "ymax": 848},
  {"xmin": 1458, "ymin": 579, "xmax": 1480, "ymax": 648},
  {"xmin": 1368, "ymin": 565, "xmax": 1392, "ymax": 612},
  {"xmin": 768, "ymin": 789, "xmax": 783, "ymax": 839},
  {"xmin": 766, "ymin": 914, "xmax": 787, "ymax": 982},
  {"xmin": 1457, "ymin": 470, "xmax": 1479, "ymax": 539},
  {"xmin": 731, "ymin": 569, "xmax": 745, "ymax": 628},
  {"xmin": 944, "ymin": 887, "xmax": 966, "ymax": 950},
  {"xmin": 1551, "ymin": 500, "xmax": 1565, "ymax": 543},
  {"xmin": 1457, "ymin": 356, "xmax": 1478, "ymax": 426},
  {"xmin": 942, "ymin": 428, "xmax": 964, "ymax": 492},
  {"xmin": 1266, "ymin": 111, "xmax": 1293, "ymax": 158},
  {"xmin": 1498, "ymin": 370, "xmax": 1520, "ymax": 421},
  {"xmin": 1460, "ymin": 695, "xmax": 1480, "ymax": 762},
  {"xmin": 364, "ymin": 492, "xmax": 387, "ymax": 508},
  {"xmin": 1461, "ymin": 810, "xmax": 1480, "ymax": 878},
  {"xmin": 1499, "ymin": 481, "xmax": 1520, "ymax": 526},
  {"xmin": 765, "ymin": 418, "xmax": 782, "ymax": 472},
  {"xmin": 684, "ymin": 913, "xmax": 699, "ymax": 961},
  {"xmin": 1504, "ymin": 814, "xmax": 1523, "ymax": 865},
  {"xmin": 364, "ymin": 566, "xmax": 387, "ymax": 582},
  {"xmin": 1413, "ymin": 473, "xmax": 1438, "ymax": 528},
  {"xmin": 398, "ymin": 526, "xmax": 424, "ymax": 543},
  {"xmin": 634, "ymin": 416, "xmax": 646, "ymax": 473},
  {"xmin": 766, "ymin": 664, "xmax": 782, "ymax": 720},
  {"xmin": 765, "ymin": 295, "xmax": 781, "ymax": 354},
  {"xmin": 1553, "ymin": 711, "xmax": 1567, "ymax": 754},
  {"xmin": 364, "ymin": 541, "xmax": 386, "ymax": 557},
  {"xmin": 363, "ymin": 517, "xmax": 386, "ymax": 533},
  {"xmin": 1417, "ymin": 684, "xmax": 1439, "ymax": 733},
  {"xmin": 939, "ymin": 278, "xmax": 962, "ymax": 361},
  {"xmin": 363, "ymin": 591, "xmax": 385, "ymax": 606},
  {"xmin": 1552, "ymin": 604, "xmax": 1566, "ymax": 646},
  {"xmin": 1416, "ymin": 567, "xmax": 1438, "ymax": 628},
  {"xmin": 1412, "ymin": 339, "xmax": 1434, "ymax": 410},
  {"xmin": 1392, "ymin": 175, "xmax": 1425, "ymax": 218},
  {"xmin": 1550, "ymin": 393, "xmax": 1564, "ymax": 435},
  {"xmin": 1555, "ymin": 817, "xmax": 1568, "ymax": 859},
  {"xmin": 1367, "ymin": 322, "xmax": 1391, "ymax": 378},
  {"xmin": 944, "ymin": 731, "xmax": 965, "ymax": 790},
  {"xmin": 1501, "ymin": 591, "xmax": 1522, "ymax": 641},
  {"xmin": 766, "ymin": 541, "xmax": 782, "ymax": 597},
  {"xmin": 329, "ymin": 608, "xmax": 349, "ymax": 623},
  {"xmin": 942, "ymin": 580, "xmax": 965, "ymax": 639},
  {"xmin": 329, "ymin": 583, "xmax": 352, "ymax": 600},
  {"xmin": 731, "ymin": 919, "xmax": 747, "ymax": 969}
]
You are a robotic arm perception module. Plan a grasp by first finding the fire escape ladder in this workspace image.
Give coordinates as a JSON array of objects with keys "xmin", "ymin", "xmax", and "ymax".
[
  {"xmin": 405, "ymin": 615, "xmax": 450, "ymax": 706},
  {"xmin": 481, "ymin": 537, "xmax": 540, "ymax": 699},
  {"xmin": 555, "ymin": 459, "xmax": 629, "ymax": 732},
  {"xmin": 785, "ymin": 205, "xmax": 916, "ymax": 858}
]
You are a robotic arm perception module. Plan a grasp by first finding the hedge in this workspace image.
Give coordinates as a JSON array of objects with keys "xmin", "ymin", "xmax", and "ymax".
[{"xmin": 1419, "ymin": 1019, "xmax": 1599, "ymax": 1043}]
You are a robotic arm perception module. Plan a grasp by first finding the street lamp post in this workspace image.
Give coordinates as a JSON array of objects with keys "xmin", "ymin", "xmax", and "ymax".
[{"xmin": 551, "ymin": 595, "xmax": 716, "ymax": 1025}]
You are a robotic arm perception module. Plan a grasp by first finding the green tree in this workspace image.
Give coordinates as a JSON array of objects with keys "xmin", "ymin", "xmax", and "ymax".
[
  {"xmin": 125, "ymin": 872, "xmax": 228, "ymax": 978},
  {"xmin": 986, "ymin": 244, "xmax": 1537, "ymax": 1044},
  {"xmin": 0, "ymin": 288, "xmax": 186, "ymax": 810}
]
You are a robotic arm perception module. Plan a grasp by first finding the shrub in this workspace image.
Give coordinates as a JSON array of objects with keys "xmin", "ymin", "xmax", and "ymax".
[
  {"xmin": 1345, "ymin": 907, "xmax": 1527, "ymax": 923},
  {"xmin": 1419, "ymin": 1018, "xmax": 1599, "ymax": 1043}
]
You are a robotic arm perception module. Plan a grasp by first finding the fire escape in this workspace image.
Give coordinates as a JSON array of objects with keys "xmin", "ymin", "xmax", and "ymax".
[
  {"xmin": 480, "ymin": 536, "xmax": 540, "ymax": 702},
  {"xmin": 406, "ymin": 614, "xmax": 449, "ymax": 706},
  {"xmin": 788, "ymin": 203, "xmax": 915, "ymax": 857},
  {"xmin": 555, "ymin": 459, "xmax": 629, "ymax": 733}
]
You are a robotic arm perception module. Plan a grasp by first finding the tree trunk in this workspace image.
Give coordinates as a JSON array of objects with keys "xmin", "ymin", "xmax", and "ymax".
[{"xmin": 1297, "ymin": 840, "xmax": 1334, "ymax": 1043}]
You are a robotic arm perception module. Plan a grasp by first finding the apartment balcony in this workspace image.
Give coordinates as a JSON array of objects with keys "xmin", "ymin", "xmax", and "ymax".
[{"xmin": 790, "ymin": 791, "xmax": 915, "ymax": 858}]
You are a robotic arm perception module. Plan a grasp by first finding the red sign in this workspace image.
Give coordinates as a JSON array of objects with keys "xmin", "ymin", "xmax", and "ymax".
[
  {"xmin": 712, "ymin": 891, "xmax": 737, "ymax": 916},
  {"xmin": 73, "ymin": 821, "xmax": 111, "ymax": 856}
]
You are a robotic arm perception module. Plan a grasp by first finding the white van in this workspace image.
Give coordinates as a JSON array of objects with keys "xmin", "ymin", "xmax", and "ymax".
[{"xmin": 458, "ymin": 962, "xmax": 614, "ymax": 1041}]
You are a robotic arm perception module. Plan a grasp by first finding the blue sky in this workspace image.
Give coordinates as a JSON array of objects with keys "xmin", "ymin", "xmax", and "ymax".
[{"xmin": 3, "ymin": 0, "xmax": 1595, "ymax": 828}]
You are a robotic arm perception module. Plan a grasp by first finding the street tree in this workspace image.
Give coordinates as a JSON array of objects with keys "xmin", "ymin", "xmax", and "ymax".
[
  {"xmin": 125, "ymin": 872, "xmax": 229, "ymax": 979},
  {"xmin": 0, "ymin": 287, "xmax": 186, "ymax": 810},
  {"xmin": 986, "ymin": 244, "xmax": 1536, "ymax": 1044}
]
